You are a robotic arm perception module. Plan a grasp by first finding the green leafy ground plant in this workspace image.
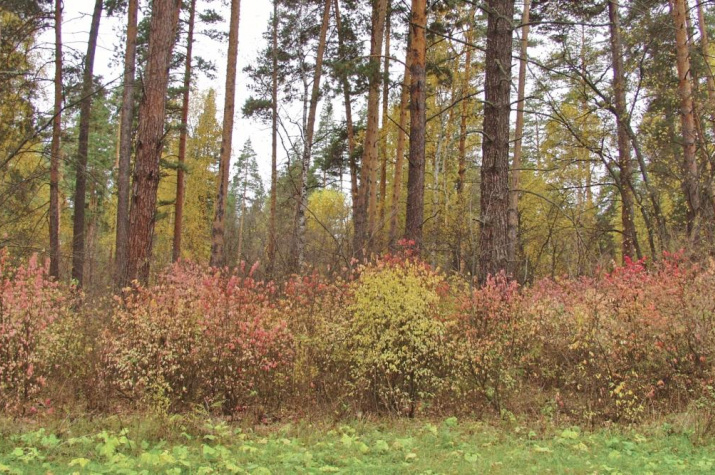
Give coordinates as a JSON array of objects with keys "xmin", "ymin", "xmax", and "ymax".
[{"xmin": 0, "ymin": 415, "xmax": 714, "ymax": 474}]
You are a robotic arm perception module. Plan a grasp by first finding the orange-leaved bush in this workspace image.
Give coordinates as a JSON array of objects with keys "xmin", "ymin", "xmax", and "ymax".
[{"xmin": 101, "ymin": 262, "xmax": 292, "ymax": 414}]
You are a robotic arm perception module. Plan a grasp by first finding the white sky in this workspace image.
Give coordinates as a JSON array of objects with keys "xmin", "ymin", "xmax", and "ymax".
[{"xmin": 56, "ymin": 0, "xmax": 274, "ymax": 180}]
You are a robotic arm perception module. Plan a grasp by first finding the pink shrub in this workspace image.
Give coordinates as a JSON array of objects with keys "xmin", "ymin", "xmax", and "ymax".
[
  {"xmin": 0, "ymin": 252, "xmax": 74, "ymax": 413},
  {"xmin": 101, "ymin": 262, "xmax": 292, "ymax": 414},
  {"xmin": 521, "ymin": 254, "xmax": 715, "ymax": 422},
  {"xmin": 452, "ymin": 272, "xmax": 529, "ymax": 413}
]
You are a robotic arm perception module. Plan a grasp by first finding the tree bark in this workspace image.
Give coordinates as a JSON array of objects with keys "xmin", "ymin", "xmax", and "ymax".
[
  {"xmin": 456, "ymin": 11, "xmax": 474, "ymax": 197},
  {"xmin": 670, "ymin": 0, "xmax": 702, "ymax": 239},
  {"xmin": 333, "ymin": 0, "xmax": 359, "ymax": 244},
  {"xmin": 50, "ymin": 0, "xmax": 62, "ymax": 279},
  {"xmin": 378, "ymin": 9, "xmax": 391, "ymax": 244},
  {"xmin": 123, "ymin": 0, "xmax": 181, "ymax": 286},
  {"xmin": 291, "ymin": 0, "xmax": 332, "ymax": 271},
  {"xmin": 478, "ymin": 0, "xmax": 514, "ymax": 283},
  {"xmin": 607, "ymin": 0, "xmax": 639, "ymax": 261},
  {"xmin": 71, "ymin": 0, "xmax": 103, "ymax": 286},
  {"xmin": 237, "ymin": 160, "xmax": 248, "ymax": 263},
  {"xmin": 388, "ymin": 32, "xmax": 411, "ymax": 249},
  {"xmin": 354, "ymin": 0, "xmax": 388, "ymax": 258},
  {"xmin": 210, "ymin": 0, "xmax": 241, "ymax": 268},
  {"xmin": 507, "ymin": 0, "xmax": 527, "ymax": 276},
  {"xmin": 404, "ymin": 0, "xmax": 426, "ymax": 251},
  {"xmin": 334, "ymin": 0, "xmax": 360, "ymax": 259},
  {"xmin": 114, "ymin": 0, "xmax": 138, "ymax": 287},
  {"xmin": 172, "ymin": 0, "xmax": 196, "ymax": 263},
  {"xmin": 696, "ymin": 1, "xmax": 715, "ymax": 228},
  {"xmin": 267, "ymin": 0, "xmax": 279, "ymax": 278}
]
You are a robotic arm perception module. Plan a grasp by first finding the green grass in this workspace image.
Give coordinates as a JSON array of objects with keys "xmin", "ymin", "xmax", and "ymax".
[{"xmin": 0, "ymin": 415, "xmax": 714, "ymax": 474}]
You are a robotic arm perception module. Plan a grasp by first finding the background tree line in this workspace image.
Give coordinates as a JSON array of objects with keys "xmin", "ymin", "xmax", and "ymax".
[{"xmin": 1, "ymin": 0, "xmax": 714, "ymax": 289}]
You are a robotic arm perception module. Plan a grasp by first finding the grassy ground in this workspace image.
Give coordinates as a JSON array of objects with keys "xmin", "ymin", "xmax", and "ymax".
[{"xmin": 0, "ymin": 414, "xmax": 714, "ymax": 474}]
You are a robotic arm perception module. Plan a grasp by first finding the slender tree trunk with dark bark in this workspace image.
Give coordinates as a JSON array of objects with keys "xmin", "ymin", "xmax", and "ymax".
[
  {"xmin": 334, "ymin": 0, "xmax": 359, "ymax": 257},
  {"xmin": 71, "ymin": 0, "xmax": 103, "ymax": 287},
  {"xmin": 388, "ymin": 32, "xmax": 411, "ymax": 249},
  {"xmin": 378, "ymin": 10, "xmax": 391, "ymax": 244},
  {"xmin": 608, "ymin": 0, "xmax": 639, "ymax": 261},
  {"xmin": 478, "ymin": 0, "xmax": 514, "ymax": 283},
  {"xmin": 404, "ymin": 0, "xmax": 426, "ymax": 251},
  {"xmin": 267, "ymin": 0, "xmax": 279, "ymax": 278},
  {"xmin": 114, "ymin": 0, "xmax": 138, "ymax": 287},
  {"xmin": 696, "ymin": 1, "xmax": 715, "ymax": 228},
  {"xmin": 123, "ymin": 0, "xmax": 181, "ymax": 286},
  {"xmin": 454, "ymin": 7, "xmax": 473, "ymax": 273},
  {"xmin": 210, "ymin": 0, "xmax": 241, "ymax": 268},
  {"xmin": 50, "ymin": 0, "xmax": 62, "ymax": 279},
  {"xmin": 456, "ymin": 13, "xmax": 473, "ymax": 197},
  {"xmin": 670, "ymin": 0, "xmax": 702, "ymax": 239},
  {"xmin": 172, "ymin": 0, "xmax": 196, "ymax": 262},
  {"xmin": 507, "ymin": 0, "xmax": 527, "ymax": 276},
  {"xmin": 237, "ymin": 163, "xmax": 248, "ymax": 263},
  {"xmin": 291, "ymin": 0, "xmax": 332, "ymax": 271}
]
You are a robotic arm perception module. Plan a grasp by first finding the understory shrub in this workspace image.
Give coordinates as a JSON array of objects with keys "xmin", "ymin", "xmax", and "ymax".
[
  {"xmin": 452, "ymin": 272, "xmax": 531, "ymax": 414},
  {"xmin": 0, "ymin": 253, "xmax": 79, "ymax": 413},
  {"xmin": 345, "ymin": 257, "xmax": 450, "ymax": 416},
  {"xmin": 523, "ymin": 255, "xmax": 715, "ymax": 422},
  {"xmin": 281, "ymin": 272, "xmax": 352, "ymax": 411},
  {"xmin": 101, "ymin": 262, "xmax": 292, "ymax": 414},
  {"xmin": 1, "ymin": 251, "xmax": 714, "ymax": 424}
]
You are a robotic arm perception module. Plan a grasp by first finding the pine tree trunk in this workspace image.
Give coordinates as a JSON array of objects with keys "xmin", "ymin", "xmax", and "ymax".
[
  {"xmin": 507, "ymin": 0, "xmax": 528, "ymax": 276},
  {"xmin": 454, "ymin": 8, "xmax": 474, "ymax": 272},
  {"xmin": 210, "ymin": 0, "xmax": 241, "ymax": 268},
  {"xmin": 696, "ymin": 1, "xmax": 715, "ymax": 231},
  {"xmin": 172, "ymin": 0, "xmax": 196, "ymax": 263},
  {"xmin": 363, "ymin": 0, "xmax": 387, "ymax": 254},
  {"xmin": 123, "ymin": 0, "xmax": 181, "ymax": 286},
  {"xmin": 378, "ymin": 10, "xmax": 391, "ymax": 246},
  {"xmin": 388, "ymin": 32, "xmax": 411, "ymax": 249},
  {"xmin": 404, "ymin": 0, "xmax": 427, "ymax": 251},
  {"xmin": 670, "ymin": 0, "xmax": 702, "ymax": 239},
  {"xmin": 333, "ymin": 0, "xmax": 360, "ymax": 254},
  {"xmin": 50, "ymin": 0, "xmax": 62, "ymax": 279},
  {"xmin": 353, "ymin": 0, "xmax": 387, "ymax": 259},
  {"xmin": 114, "ymin": 0, "xmax": 138, "ymax": 287},
  {"xmin": 71, "ymin": 0, "xmax": 103, "ymax": 287},
  {"xmin": 336, "ymin": 0, "xmax": 361, "ymax": 259},
  {"xmin": 478, "ymin": 0, "xmax": 514, "ymax": 283},
  {"xmin": 291, "ymin": 0, "xmax": 332, "ymax": 271},
  {"xmin": 267, "ymin": 0, "xmax": 279, "ymax": 278},
  {"xmin": 608, "ymin": 0, "xmax": 639, "ymax": 261}
]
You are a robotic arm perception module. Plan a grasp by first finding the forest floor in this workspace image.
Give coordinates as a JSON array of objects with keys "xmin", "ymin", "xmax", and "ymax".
[{"xmin": 1, "ymin": 413, "xmax": 714, "ymax": 474}]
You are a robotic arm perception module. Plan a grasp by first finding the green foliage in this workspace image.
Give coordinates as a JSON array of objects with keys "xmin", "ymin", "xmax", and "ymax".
[{"xmin": 1, "ymin": 416, "xmax": 715, "ymax": 474}]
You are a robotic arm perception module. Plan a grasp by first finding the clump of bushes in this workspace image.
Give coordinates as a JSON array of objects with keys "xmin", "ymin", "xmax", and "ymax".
[
  {"xmin": 345, "ymin": 257, "xmax": 450, "ymax": 416},
  {"xmin": 1, "ymin": 250, "xmax": 714, "ymax": 425},
  {"xmin": 0, "ymin": 253, "xmax": 78, "ymax": 414},
  {"xmin": 101, "ymin": 261, "xmax": 292, "ymax": 414}
]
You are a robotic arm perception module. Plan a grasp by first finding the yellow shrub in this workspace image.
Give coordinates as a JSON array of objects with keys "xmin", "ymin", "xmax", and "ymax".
[{"xmin": 346, "ymin": 259, "xmax": 449, "ymax": 416}]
